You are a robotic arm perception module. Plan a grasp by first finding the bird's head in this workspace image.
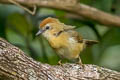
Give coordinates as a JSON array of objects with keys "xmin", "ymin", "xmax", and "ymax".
[{"xmin": 36, "ymin": 17, "xmax": 64, "ymax": 39}]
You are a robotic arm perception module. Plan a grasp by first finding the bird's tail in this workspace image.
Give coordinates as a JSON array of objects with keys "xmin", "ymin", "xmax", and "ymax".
[{"xmin": 83, "ymin": 39, "xmax": 98, "ymax": 46}]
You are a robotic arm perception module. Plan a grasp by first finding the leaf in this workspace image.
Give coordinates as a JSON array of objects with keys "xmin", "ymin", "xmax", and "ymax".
[
  {"xmin": 93, "ymin": 0, "xmax": 113, "ymax": 12},
  {"xmin": 39, "ymin": 8, "xmax": 55, "ymax": 16},
  {"xmin": 77, "ymin": 26, "xmax": 98, "ymax": 64},
  {"xmin": 77, "ymin": 26, "xmax": 98, "ymax": 40},
  {"xmin": 0, "ymin": 5, "xmax": 23, "ymax": 38},
  {"xmin": 81, "ymin": 47, "xmax": 94, "ymax": 64},
  {"xmin": 101, "ymin": 28, "xmax": 120, "ymax": 51},
  {"xmin": 113, "ymin": 0, "xmax": 120, "ymax": 14},
  {"xmin": 5, "ymin": 27, "xmax": 26, "ymax": 47},
  {"xmin": 0, "ymin": 4, "xmax": 23, "ymax": 18},
  {"xmin": 55, "ymin": 10, "xmax": 65, "ymax": 17},
  {"xmin": 99, "ymin": 45, "xmax": 120, "ymax": 71},
  {"xmin": 7, "ymin": 13, "xmax": 30, "ymax": 37},
  {"xmin": 80, "ymin": 0, "xmax": 93, "ymax": 5},
  {"xmin": 97, "ymin": 28, "xmax": 120, "ymax": 63}
]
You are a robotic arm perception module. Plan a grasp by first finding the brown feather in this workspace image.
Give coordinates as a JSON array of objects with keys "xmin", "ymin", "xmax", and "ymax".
[
  {"xmin": 65, "ymin": 29, "xmax": 83, "ymax": 43},
  {"xmin": 40, "ymin": 17, "xmax": 59, "ymax": 28},
  {"xmin": 66, "ymin": 30, "xmax": 98, "ymax": 45},
  {"xmin": 83, "ymin": 39, "xmax": 98, "ymax": 46}
]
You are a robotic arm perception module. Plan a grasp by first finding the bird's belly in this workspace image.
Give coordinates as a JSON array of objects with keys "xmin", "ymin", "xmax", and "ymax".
[
  {"xmin": 55, "ymin": 44, "xmax": 81, "ymax": 60},
  {"xmin": 49, "ymin": 34, "xmax": 85, "ymax": 60},
  {"xmin": 56, "ymin": 48, "xmax": 71, "ymax": 59}
]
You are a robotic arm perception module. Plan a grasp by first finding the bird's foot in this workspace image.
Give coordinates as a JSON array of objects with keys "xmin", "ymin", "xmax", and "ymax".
[
  {"xmin": 58, "ymin": 60, "xmax": 63, "ymax": 66},
  {"xmin": 76, "ymin": 61, "xmax": 84, "ymax": 68},
  {"xmin": 76, "ymin": 57, "xmax": 85, "ymax": 68}
]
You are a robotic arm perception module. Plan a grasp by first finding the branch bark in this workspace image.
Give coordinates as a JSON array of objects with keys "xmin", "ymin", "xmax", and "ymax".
[
  {"xmin": 0, "ymin": 38, "xmax": 120, "ymax": 80},
  {"xmin": 1, "ymin": 0, "xmax": 120, "ymax": 27}
]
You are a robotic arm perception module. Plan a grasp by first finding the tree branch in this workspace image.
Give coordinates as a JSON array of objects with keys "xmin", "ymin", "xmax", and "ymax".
[
  {"xmin": 0, "ymin": 38, "xmax": 120, "ymax": 80},
  {"xmin": 1, "ymin": 0, "xmax": 120, "ymax": 27},
  {"xmin": 8, "ymin": 0, "xmax": 37, "ymax": 15}
]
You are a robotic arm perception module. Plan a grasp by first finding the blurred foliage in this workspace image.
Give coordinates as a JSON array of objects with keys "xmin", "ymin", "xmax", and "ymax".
[{"xmin": 0, "ymin": 0, "xmax": 120, "ymax": 71}]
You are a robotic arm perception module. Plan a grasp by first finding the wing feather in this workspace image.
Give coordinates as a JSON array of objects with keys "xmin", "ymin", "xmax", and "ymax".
[{"xmin": 65, "ymin": 29, "xmax": 98, "ymax": 45}]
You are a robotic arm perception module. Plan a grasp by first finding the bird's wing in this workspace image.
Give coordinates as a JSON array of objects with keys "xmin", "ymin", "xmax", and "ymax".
[
  {"xmin": 63, "ymin": 25, "xmax": 76, "ymax": 30},
  {"xmin": 65, "ymin": 29, "xmax": 83, "ymax": 42},
  {"xmin": 63, "ymin": 24, "xmax": 98, "ymax": 45},
  {"xmin": 66, "ymin": 29, "xmax": 98, "ymax": 45}
]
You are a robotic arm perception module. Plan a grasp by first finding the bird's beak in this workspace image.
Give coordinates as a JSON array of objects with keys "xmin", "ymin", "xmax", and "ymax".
[{"xmin": 36, "ymin": 29, "xmax": 44, "ymax": 36}]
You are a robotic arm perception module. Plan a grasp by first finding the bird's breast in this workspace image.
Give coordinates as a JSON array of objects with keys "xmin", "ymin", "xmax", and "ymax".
[
  {"xmin": 48, "ymin": 32, "xmax": 85, "ymax": 60},
  {"xmin": 48, "ymin": 32, "xmax": 69, "ymax": 48}
]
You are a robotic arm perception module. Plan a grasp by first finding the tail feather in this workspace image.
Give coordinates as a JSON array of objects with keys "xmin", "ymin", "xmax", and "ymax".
[{"xmin": 83, "ymin": 39, "xmax": 98, "ymax": 46}]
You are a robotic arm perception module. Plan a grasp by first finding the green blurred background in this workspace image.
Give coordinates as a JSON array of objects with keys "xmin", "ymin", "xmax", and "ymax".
[{"xmin": 0, "ymin": 0, "xmax": 120, "ymax": 71}]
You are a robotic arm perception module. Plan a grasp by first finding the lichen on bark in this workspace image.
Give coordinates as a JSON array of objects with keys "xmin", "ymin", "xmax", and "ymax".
[{"xmin": 0, "ymin": 38, "xmax": 120, "ymax": 80}]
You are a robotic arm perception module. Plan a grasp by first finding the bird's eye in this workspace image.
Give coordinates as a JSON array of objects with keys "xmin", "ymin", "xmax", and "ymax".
[{"xmin": 45, "ymin": 26, "xmax": 50, "ymax": 30}]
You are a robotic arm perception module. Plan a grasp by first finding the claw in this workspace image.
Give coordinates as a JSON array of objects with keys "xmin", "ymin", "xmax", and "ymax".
[
  {"xmin": 58, "ymin": 60, "xmax": 63, "ymax": 66},
  {"xmin": 76, "ymin": 57, "xmax": 84, "ymax": 68}
]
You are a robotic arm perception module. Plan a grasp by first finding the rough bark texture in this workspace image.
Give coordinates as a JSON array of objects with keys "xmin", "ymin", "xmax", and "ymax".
[
  {"xmin": 0, "ymin": 38, "xmax": 120, "ymax": 80},
  {"xmin": 1, "ymin": 0, "xmax": 120, "ymax": 27}
]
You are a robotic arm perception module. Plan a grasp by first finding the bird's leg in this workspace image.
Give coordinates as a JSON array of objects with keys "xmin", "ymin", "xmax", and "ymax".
[
  {"xmin": 58, "ymin": 60, "xmax": 63, "ymax": 66},
  {"xmin": 76, "ymin": 57, "xmax": 84, "ymax": 68}
]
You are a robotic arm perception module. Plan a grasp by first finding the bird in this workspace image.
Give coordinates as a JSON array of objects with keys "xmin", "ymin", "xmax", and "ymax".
[{"xmin": 36, "ymin": 17, "xmax": 98, "ymax": 65}]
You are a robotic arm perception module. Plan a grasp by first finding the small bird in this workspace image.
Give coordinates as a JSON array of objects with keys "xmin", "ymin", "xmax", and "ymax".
[{"xmin": 36, "ymin": 17, "xmax": 98, "ymax": 65}]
